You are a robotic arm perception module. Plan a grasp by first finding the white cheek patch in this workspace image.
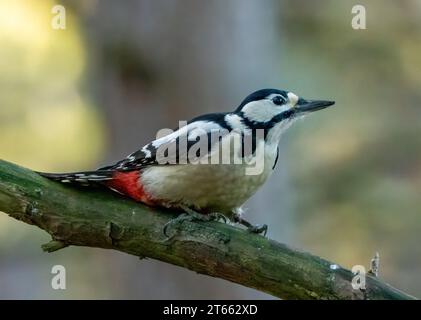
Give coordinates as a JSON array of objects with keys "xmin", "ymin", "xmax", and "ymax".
[{"xmin": 242, "ymin": 100, "xmax": 288, "ymax": 123}]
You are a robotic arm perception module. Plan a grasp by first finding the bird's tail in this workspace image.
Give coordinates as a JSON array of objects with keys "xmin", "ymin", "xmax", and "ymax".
[{"xmin": 37, "ymin": 170, "xmax": 114, "ymax": 187}]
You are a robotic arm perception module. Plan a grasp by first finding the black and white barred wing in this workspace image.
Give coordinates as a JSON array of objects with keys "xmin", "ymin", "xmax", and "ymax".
[{"xmin": 106, "ymin": 116, "xmax": 238, "ymax": 171}]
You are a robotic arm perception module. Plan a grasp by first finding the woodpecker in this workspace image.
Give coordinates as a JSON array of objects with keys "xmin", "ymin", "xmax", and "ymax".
[{"xmin": 38, "ymin": 89, "xmax": 334, "ymax": 235}]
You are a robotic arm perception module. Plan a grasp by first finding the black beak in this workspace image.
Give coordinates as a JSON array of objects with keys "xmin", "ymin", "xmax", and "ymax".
[{"xmin": 295, "ymin": 99, "xmax": 335, "ymax": 114}]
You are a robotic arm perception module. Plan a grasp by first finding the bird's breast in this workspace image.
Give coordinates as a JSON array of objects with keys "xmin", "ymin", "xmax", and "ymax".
[{"xmin": 140, "ymin": 141, "xmax": 278, "ymax": 214}]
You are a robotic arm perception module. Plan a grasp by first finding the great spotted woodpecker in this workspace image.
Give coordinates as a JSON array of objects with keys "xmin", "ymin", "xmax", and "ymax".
[{"xmin": 39, "ymin": 89, "xmax": 334, "ymax": 235}]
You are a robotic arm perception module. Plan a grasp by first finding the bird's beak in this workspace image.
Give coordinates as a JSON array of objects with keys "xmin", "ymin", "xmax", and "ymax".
[{"xmin": 295, "ymin": 99, "xmax": 335, "ymax": 114}]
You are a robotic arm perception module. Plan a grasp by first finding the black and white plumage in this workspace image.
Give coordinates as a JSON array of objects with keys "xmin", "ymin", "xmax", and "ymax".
[{"xmin": 39, "ymin": 88, "xmax": 334, "ymax": 232}]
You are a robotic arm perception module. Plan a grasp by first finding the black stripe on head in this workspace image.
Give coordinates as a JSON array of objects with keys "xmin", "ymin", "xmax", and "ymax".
[
  {"xmin": 235, "ymin": 88, "xmax": 288, "ymax": 112},
  {"xmin": 239, "ymin": 108, "xmax": 295, "ymax": 139},
  {"xmin": 263, "ymin": 109, "xmax": 295, "ymax": 139},
  {"xmin": 265, "ymin": 109, "xmax": 295, "ymax": 129}
]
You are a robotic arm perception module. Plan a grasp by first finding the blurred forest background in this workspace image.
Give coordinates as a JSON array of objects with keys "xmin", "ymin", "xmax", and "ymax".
[{"xmin": 1, "ymin": 0, "xmax": 420, "ymax": 299}]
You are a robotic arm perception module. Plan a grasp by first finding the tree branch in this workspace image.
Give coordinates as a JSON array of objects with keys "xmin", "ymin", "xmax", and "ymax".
[{"xmin": 0, "ymin": 159, "xmax": 415, "ymax": 299}]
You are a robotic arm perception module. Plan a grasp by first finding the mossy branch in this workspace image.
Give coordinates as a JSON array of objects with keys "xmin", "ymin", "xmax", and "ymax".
[{"xmin": 0, "ymin": 160, "xmax": 415, "ymax": 300}]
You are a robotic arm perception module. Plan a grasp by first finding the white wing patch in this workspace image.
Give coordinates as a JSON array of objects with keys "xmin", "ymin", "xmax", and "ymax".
[
  {"xmin": 224, "ymin": 114, "xmax": 246, "ymax": 131},
  {"xmin": 115, "ymin": 120, "xmax": 229, "ymax": 170},
  {"xmin": 140, "ymin": 145, "xmax": 152, "ymax": 158}
]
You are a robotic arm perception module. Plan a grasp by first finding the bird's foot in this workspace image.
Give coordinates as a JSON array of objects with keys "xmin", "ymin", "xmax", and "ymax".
[
  {"xmin": 181, "ymin": 205, "xmax": 228, "ymax": 224},
  {"xmin": 233, "ymin": 213, "xmax": 268, "ymax": 236},
  {"xmin": 208, "ymin": 212, "xmax": 228, "ymax": 224},
  {"xmin": 163, "ymin": 213, "xmax": 194, "ymax": 237},
  {"xmin": 163, "ymin": 206, "xmax": 227, "ymax": 237},
  {"xmin": 180, "ymin": 205, "xmax": 214, "ymax": 221},
  {"xmin": 246, "ymin": 224, "xmax": 268, "ymax": 236}
]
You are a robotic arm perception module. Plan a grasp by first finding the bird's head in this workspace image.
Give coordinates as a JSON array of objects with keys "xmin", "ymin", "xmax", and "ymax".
[{"xmin": 235, "ymin": 88, "xmax": 335, "ymax": 143}]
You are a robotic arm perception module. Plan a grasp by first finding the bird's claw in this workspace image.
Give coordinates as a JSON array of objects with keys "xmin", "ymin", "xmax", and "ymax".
[
  {"xmin": 232, "ymin": 213, "xmax": 268, "ymax": 236},
  {"xmin": 181, "ymin": 205, "xmax": 228, "ymax": 223},
  {"xmin": 247, "ymin": 224, "xmax": 268, "ymax": 236},
  {"xmin": 163, "ymin": 206, "xmax": 262, "ymax": 238},
  {"xmin": 163, "ymin": 213, "xmax": 193, "ymax": 237},
  {"xmin": 209, "ymin": 212, "xmax": 228, "ymax": 223},
  {"xmin": 163, "ymin": 206, "xmax": 227, "ymax": 237}
]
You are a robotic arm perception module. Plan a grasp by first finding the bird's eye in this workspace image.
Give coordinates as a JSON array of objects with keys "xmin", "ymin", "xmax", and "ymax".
[{"xmin": 272, "ymin": 96, "xmax": 285, "ymax": 105}]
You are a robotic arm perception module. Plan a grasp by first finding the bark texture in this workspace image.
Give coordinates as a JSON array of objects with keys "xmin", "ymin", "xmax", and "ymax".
[{"xmin": 0, "ymin": 160, "xmax": 415, "ymax": 300}]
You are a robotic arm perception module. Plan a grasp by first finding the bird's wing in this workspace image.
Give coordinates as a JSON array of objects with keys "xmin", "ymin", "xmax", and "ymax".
[{"xmin": 100, "ymin": 113, "xmax": 234, "ymax": 171}]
